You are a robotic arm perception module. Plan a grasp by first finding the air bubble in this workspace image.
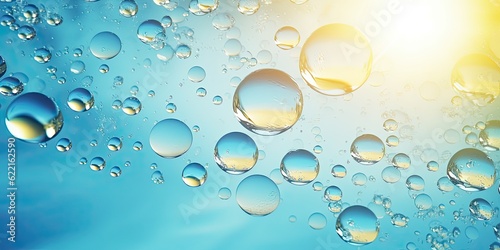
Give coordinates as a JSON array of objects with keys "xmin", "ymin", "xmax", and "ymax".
[
  {"xmin": 67, "ymin": 88, "xmax": 94, "ymax": 112},
  {"xmin": 274, "ymin": 26, "xmax": 300, "ymax": 50},
  {"xmin": 446, "ymin": 148, "xmax": 496, "ymax": 191},
  {"xmin": 350, "ymin": 134, "xmax": 385, "ymax": 165},
  {"xmin": 336, "ymin": 205, "xmax": 380, "ymax": 245},
  {"xmin": 56, "ymin": 138, "xmax": 72, "ymax": 152},
  {"xmin": 149, "ymin": 119, "xmax": 192, "ymax": 158},
  {"xmin": 90, "ymin": 31, "xmax": 122, "ymax": 60},
  {"xmin": 236, "ymin": 174, "xmax": 280, "ymax": 216},
  {"xmin": 280, "ymin": 149, "xmax": 319, "ymax": 185},
  {"xmin": 214, "ymin": 132, "xmax": 258, "ymax": 175},
  {"xmin": 182, "ymin": 163, "xmax": 207, "ymax": 187}
]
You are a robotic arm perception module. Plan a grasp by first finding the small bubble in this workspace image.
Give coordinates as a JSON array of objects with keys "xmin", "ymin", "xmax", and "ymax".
[
  {"xmin": 110, "ymin": 166, "xmax": 122, "ymax": 177},
  {"xmin": 151, "ymin": 170, "xmax": 164, "ymax": 184},
  {"xmin": 308, "ymin": 212, "xmax": 327, "ymax": 230},
  {"xmin": 56, "ymin": 138, "xmax": 72, "ymax": 152}
]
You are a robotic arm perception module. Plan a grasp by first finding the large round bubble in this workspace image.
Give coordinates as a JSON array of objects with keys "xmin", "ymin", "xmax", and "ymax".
[
  {"xmin": 446, "ymin": 148, "xmax": 496, "ymax": 191},
  {"xmin": 300, "ymin": 23, "xmax": 372, "ymax": 96},
  {"xmin": 5, "ymin": 92, "xmax": 63, "ymax": 143},
  {"xmin": 236, "ymin": 174, "xmax": 280, "ymax": 216},
  {"xmin": 149, "ymin": 119, "xmax": 193, "ymax": 158},
  {"xmin": 90, "ymin": 31, "xmax": 122, "ymax": 60},
  {"xmin": 336, "ymin": 205, "xmax": 379, "ymax": 245},
  {"xmin": 350, "ymin": 134, "xmax": 385, "ymax": 165},
  {"xmin": 233, "ymin": 69, "xmax": 303, "ymax": 136},
  {"xmin": 280, "ymin": 149, "xmax": 319, "ymax": 185},
  {"xmin": 214, "ymin": 132, "xmax": 258, "ymax": 174}
]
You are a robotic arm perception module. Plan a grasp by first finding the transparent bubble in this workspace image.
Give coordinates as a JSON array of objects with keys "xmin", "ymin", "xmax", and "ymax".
[
  {"xmin": 5, "ymin": 93, "xmax": 63, "ymax": 143},
  {"xmin": 67, "ymin": 88, "xmax": 94, "ymax": 112},
  {"xmin": 99, "ymin": 64, "xmax": 109, "ymax": 73},
  {"xmin": 176, "ymin": 44, "xmax": 191, "ymax": 59},
  {"xmin": 133, "ymin": 141, "xmax": 143, "ymax": 151},
  {"xmin": 236, "ymin": 174, "xmax": 280, "ymax": 216},
  {"xmin": 188, "ymin": 66, "xmax": 206, "ymax": 83},
  {"xmin": 149, "ymin": 118, "xmax": 192, "ymax": 158},
  {"xmin": 280, "ymin": 149, "xmax": 319, "ymax": 185},
  {"xmin": 350, "ymin": 134, "xmax": 385, "ymax": 165},
  {"xmin": 70, "ymin": 61, "xmax": 85, "ymax": 74},
  {"xmin": 224, "ymin": 38, "xmax": 242, "ymax": 56},
  {"xmin": 56, "ymin": 138, "xmax": 72, "ymax": 152},
  {"xmin": 90, "ymin": 31, "xmax": 122, "ymax": 60},
  {"xmin": 107, "ymin": 137, "xmax": 122, "ymax": 151},
  {"xmin": 196, "ymin": 0, "xmax": 219, "ymax": 13},
  {"xmin": 214, "ymin": 132, "xmax": 258, "ymax": 175},
  {"xmin": 300, "ymin": 23, "xmax": 372, "ymax": 96},
  {"xmin": 352, "ymin": 173, "xmax": 367, "ymax": 186},
  {"xmin": 147, "ymin": 90, "xmax": 155, "ymax": 97},
  {"xmin": 444, "ymin": 129, "xmax": 460, "ymax": 144},
  {"xmin": 151, "ymin": 170, "xmax": 164, "ymax": 184},
  {"xmin": 90, "ymin": 140, "xmax": 98, "ymax": 147},
  {"xmin": 0, "ymin": 56, "xmax": 6, "ymax": 78},
  {"xmin": 313, "ymin": 145, "xmax": 323, "ymax": 154},
  {"xmin": 469, "ymin": 198, "xmax": 493, "ymax": 220},
  {"xmin": 289, "ymin": 215, "xmax": 297, "ymax": 223},
  {"xmin": 427, "ymin": 161, "xmax": 439, "ymax": 172},
  {"xmin": 391, "ymin": 213, "xmax": 409, "ymax": 227},
  {"xmin": 465, "ymin": 132, "xmax": 479, "ymax": 145},
  {"xmin": 446, "ymin": 148, "xmax": 496, "ymax": 191},
  {"xmin": 479, "ymin": 120, "xmax": 500, "ymax": 151},
  {"xmin": 336, "ymin": 205, "xmax": 379, "ymax": 245},
  {"xmin": 212, "ymin": 95, "xmax": 223, "ymax": 105},
  {"xmin": 46, "ymin": 13, "xmax": 63, "ymax": 26},
  {"xmin": 406, "ymin": 175, "xmax": 425, "ymax": 191},
  {"xmin": 308, "ymin": 212, "xmax": 327, "ymax": 230},
  {"xmin": 90, "ymin": 157, "xmax": 105, "ymax": 171},
  {"xmin": 79, "ymin": 157, "xmax": 87, "ymax": 165},
  {"xmin": 383, "ymin": 119, "xmax": 398, "ymax": 132},
  {"xmin": 230, "ymin": 76, "xmax": 241, "ymax": 87},
  {"xmin": 119, "ymin": 0, "xmax": 138, "ymax": 17},
  {"xmin": 150, "ymin": 163, "xmax": 157, "ymax": 170},
  {"xmin": 475, "ymin": 121, "xmax": 486, "ymax": 130},
  {"xmin": 166, "ymin": 102, "xmax": 177, "ymax": 113},
  {"xmin": 490, "ymin": 242, "xmax": 500, "ymax": 250},
  {"xmin": 494, "ymin": 223, "xmax": 500, "ymax": 240},
  {"xmin": 33, "ymin": 48, "xmax": 51, "ymax": 63},
  {"xmin": 392, "ymin": 153, "xmax": 411, "ymax": 169},
  {"xmin": 137, "ymin": 20, "xmax": 165, "ymax": 46},
  {"xmin": 110, "ymin": 166, "xmax": 121, "ymax": 177},
  {"xmin": 437, "ymin": 177, "xmax": 454, "ymax": 192},
  {"xmin": 196, "ymin": 87, "xmax": 207, "ymax": 97},
  {"xmin": 218, "ymin": 187, "xmax": 232, "ymax": 200},
  {"xmin": 112, "ymin": 100, "xmax": 122, "ymax": 110},
  {"xmin": 328, "ymin": 164, "xmax": 346, "ymax": 178},
  {"xmin": 414, "ymin": 194, "xmax": 432, "ymax": 210},
  {"xmin": 324, "ymin": 186, "xmax": 342, "ymax": 202},
  {"xmin": 237, "ymin": 0, "xmax": 260, "ymax": 15},
  {"xmin": 385, "ymin": 135, "xmax": 399, "ymax": 147},
  {"xmin": 182, "ymin": 163, "xmax": 207, "ymax": 187},
  {"xmin": 465, "ymin": 226, "xmax": 479, "ymax": 240},
  {"xmin": 113, "ymin": 76, "xmax": 124, "ymax": 86},
  {"xmin": 312, "ymin": 181, "xmax": 323, "ymax": 191},
  {"xmin": 451, "ymin": 54, "xmax": 500, "ymax": 106},
  {"xmin": 274, "ymin": 26, "xmax": 300, "ymax": 50},
  {"xmin": 0, "ymin": 77, "xmax": 23, "ymax": 96},
  {"xmin": 0, "ymin": 15, "xmax": 15, "ymax": 27},
  {"xmin": 122, "ymin": 97, "xmax": 142, "ymax": 115},
  {"xmin": 233, "ymin": 69, "xmax": 303, "ymax": 135},
  {"xmin": 328, "ymin": 201, "xmax": 343, "ymax": 213},
  {"xmin": 160, "ymin": 16, "xmax": 172, "ymax": 28},
  {"xmin": 381, "ymin": 166, "xmax": 401, "ymax": 183},
  {"xmin": 212, "ymin": 12, "xmax": 235, "ymax": 31},
  {"xmin": 17, "ymin": 25, "xmax": 36, "ymax": 40}
]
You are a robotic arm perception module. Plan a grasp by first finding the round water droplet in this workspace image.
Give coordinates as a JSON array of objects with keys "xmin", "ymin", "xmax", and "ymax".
[
  {"xmin": 67, "ymin": 88, "xmax": 94, "ymax": 112},
  {"xmin": 110, "ymin": 166, "xmax": 121, "ymax": 177},
  {"xmin": 90, "ymin": 31, "xmax": 122, "ymax": 60},
  {"xmin": 0, "ymin": 56, "xmax": 6, "ymax": 78},
  {"xmin": 392, "ymin": 153, "xmax": 411, "ymax": 169},
  {"xmin": 451, "ymin": 54, "xmax": 500, "ymax": 106},
  {"xmin": 437, "ymin": 177, "xmax": 454, "ymax": 192},
  {"xmin": 5, "ymin": 93, "xmax": 63, "ymax": 143},
  {"xmin": 308, "ymin": 212, "xmax": 327, "ymax": 230},
  {"xmin": 385, "ymin": 135, "xmax": 399, "ymax": 147},
  {"xmin": 33, "ymin": 48, "xmax": 51, "ymax": 63},
  {"xmin": 56, "ymin": 138, "xmax": 72, "ymax": 152},
  {"xmin": 331, "ymin": 164, "xmax": 347, "ymax": 178},
  {"xmin": 446, "ymin": 148, "xmax": 496, "ymax": 191},
  {"xmin": 465, "ymin": 226, "xmax": 479, "ymax": 240},
  {"xmin": 280, "ymin": 149, "xmax": 319, "ymax": 185},
  {"xmin": 166, "ymin": 102, "xmax": 177, "ymax": 113},
  {"xmin": 70, "ymin": 61, "xmax": 85, "ymax": 74},
  {"xmin": 107, "ymin": 137, "xmax": 122, "ymax": 151},
  {"xmin": 212, "ymin": 95, "xmax": 223, "ymax": 105},
  {"xmin": 328, "ymin": 201, "xmax": 343, "ymax": 213},
  {"xmin": 137, "ymin": 20, "xmax": 165, "ymax": 45},
  {"xmin": 289, "ymin": 215, "xmax": 297, "ymax": 222},
  {"xmin": 122, "ymin": 97, "xmax": 142, "ymax": 115},
  {"xmin": 427, "ymin": 161, "xmax": 439, "ymax": 172},
  {"xmin": 414, "ymin": 193, "xmax": 432, "ymax": 210},
  {"xmin": 17, "ymin": 25, "xmax": 36, "ymax": 40},
  {"xmin": 469, "ymin": 198, "xmax": 493, "ymax": 220},
  {"xmin": 391, "ymin": 213, "xmax": 409, "ymax": 227},
  {"xmin": 212, "ymin": 12, "xmax": 235, "ymax": 31},
  {"xmin": 313, "ymin": 145, "xmax": 323, "ymax": 154},
  {"xmin": 465, "ymin": 132, "xmax": 479, "ymax": 145},
  {"xmin": 274, "ymin": 26, "xmax": 300, "ymax": 50},
  {"xmin": 149, "ymin": 118, "xmax": 192, "ymax": 158},
  {"xmin": 176, "ymin": 44, "xmax": 191, "ymax": 59},
  {"xmin": 99, "ymin": 64, "xmax": 109, "ymax": 73},
  {"xmin": 196, "ymin": 87, "xmax": 207, "ymax": 97},
  {"xmin": 324, "ymin": 185, "xmax": 342, "ymax": 202},
  {"xmin": 90, "ymin": 157, "xmax": 105, "ymax": 171},
  {"xmin": 133, "ymin": 141, "xmax": 143, "ymax": 151},
  {"xmin": 182, "ymin": 163, "xmax": 207, "ymax": 187},
  {"xmin": 237, "ymin": 0, "xmax": 260, "ymax": 15},
  {"xmin": 350, "ymin": 134, "xmax": 385, "ymax": 165},
  {"xmin": 381, "ymin": 166, "xmax": 401, "ymax": 183},
  {"xmin": 312, "ymin": 181, "xmax": 323, "ymax": 191},
  {"xmin": 236, "ymin": 174, "xmax": 280, "ymax": 216},
  {"xmin": 336, "ymin": 205, "xmax": 380, "ymax": 245},
  {"xmin": 188, "ymin": 66, "xmax": 206, "ymax": 83},
  {"xmin": 160, "ymin": 16, "xmax": 172, "ymax": 28},
  {"xmin": 112, "ymin": 100, "xmax": 122, "ymax": 110},
  {"xmin": 0, "ymin": 76, "xmax": 23, "ymax": 96},
  {"xmin": 444, "ymin": 129, "xmax": 460, "ymax": 144},
  {"xmin": 119, "ymin": 0, "xmax": 138, "ymax": 17},
  {"xmin": 224, "ymin": 38, "xmax": 242, "ymax": 56},
  {"xmin": 479, "ymin": 120, "xmax": 500, "ymax": 151},
  {"xmin": 151, "ymin": 170, "xmax": 164, "ymax": 184},
  {"xmin": 214, "ymin": 132, "xmax": 258, "ymax": 175},
  {"xmin": 352, "ymin": 172, "xmax": 367, "ymax": 186},
  {"xmin": 406, "ymin": 175, "xmax": 425, "ymax": 191},
  {"xmin": 233, "ymin": 69, "xmax": 303, "ymax": 136},
  {"xmin": 300, "ymin": 23, "xmax": 372, "ymax": 96},
  {"xmin": 218, "ymin": 187, "xmax": 232, "ymax": 200}
]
